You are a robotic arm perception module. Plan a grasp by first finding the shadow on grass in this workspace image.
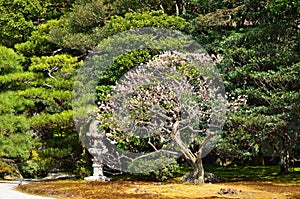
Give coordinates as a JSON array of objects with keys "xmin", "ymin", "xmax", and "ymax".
[
  {"xmin": 110, "ymin": 165, "xmax": 300, "ymax": 184},
  {"xmin": 205, "ymin": 165, "xmax": 300, "ymax": 183}
]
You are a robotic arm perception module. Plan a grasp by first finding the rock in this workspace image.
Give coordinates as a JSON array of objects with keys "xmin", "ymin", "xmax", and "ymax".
[
  {"xmin": 0, "ymin": 158, "xmax": 22, "ymax": 180},
  {"xmin": 181, "ymin": 172, "xmax": 195, "ymax": 183},
  {"xmin": 218, "ymin": 188, "xmax": 240, "ymax": 195},
  {"xmin": 204, "ymin": 172, "xmax": 220, "ymax": 183},
  {"xmin": 181, "ymin": 172, "xmax": 220, "ymax": 183},
  {"xmin": 134, "ymin": 188, "xmax": 147, "ymax": 193}
]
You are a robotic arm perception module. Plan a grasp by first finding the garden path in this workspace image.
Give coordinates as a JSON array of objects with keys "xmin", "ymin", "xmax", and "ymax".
[{"xmin": 0, "ymin": 182, "xmax": 55, "ymax": 199}]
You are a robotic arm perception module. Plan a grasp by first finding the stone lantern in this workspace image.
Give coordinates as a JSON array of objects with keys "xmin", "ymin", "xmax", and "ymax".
[
  {"xmin": 84, "ymin": 120, "xmax": 110, "ymax": 181},
  {"xmin": 84, "ymin": 149, "xmax": 110, "ymax": 181}
]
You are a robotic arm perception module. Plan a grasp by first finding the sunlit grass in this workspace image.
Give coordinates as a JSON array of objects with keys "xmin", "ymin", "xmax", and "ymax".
[
  {"xmin": 17, "ymin": 180, "xmax": 300, "ymax": 199},
  {"xmin": 291, "ymin": 167, "xmax": 300, "ymax": 172}
]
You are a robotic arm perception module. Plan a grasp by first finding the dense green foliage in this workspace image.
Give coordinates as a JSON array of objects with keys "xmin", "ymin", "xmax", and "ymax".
[
  {"xmin": 193, "ymin": 0, "xmax": 300, "ymax": 174},
  {"xmin": 0, "ymin": 0, "xmax": 299, "ymax": 179},
  {"xmin": 0, "ymin": 0, "xmax": 75, "ymax": 47}
]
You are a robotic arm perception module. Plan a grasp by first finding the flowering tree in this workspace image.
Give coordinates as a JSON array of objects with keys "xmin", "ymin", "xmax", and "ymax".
[{"xmin": 97, "ymin": 51, "xmax": 226, "ymax": 184}]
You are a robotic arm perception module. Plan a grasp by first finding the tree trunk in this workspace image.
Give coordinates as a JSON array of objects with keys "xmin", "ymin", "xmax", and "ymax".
[
  {"xmin": 192, "ymin": 158, "xmax": 205, "ymax": 184},
  {"xmin": 252, "ymin": 145, "xmax": 265, "ymax": 166},
  {"xmin": 182, "ymin": 158, "xmax": 205, "ymax": 184},
  {"xmin": 279, "ymin": 150, "xmax": 290, "ymax": 175},
  {"xmin": 175, "ymin": 0, "xmax": 186, "ymax": 15}
]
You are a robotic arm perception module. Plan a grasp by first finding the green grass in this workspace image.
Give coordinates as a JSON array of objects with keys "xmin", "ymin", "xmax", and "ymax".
[
  {"xmin": 205, "ymin": 165, "xmax": 300, "ymax": 182},
  {"xmin": 111, "ymin": 165, "xmax": 300, "ymax": 184}
]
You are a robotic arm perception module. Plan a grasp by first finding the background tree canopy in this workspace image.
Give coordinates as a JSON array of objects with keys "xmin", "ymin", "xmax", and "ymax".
[{"xmin": 0, "ymin": 0, "xmax": 299, "ymax": 179}]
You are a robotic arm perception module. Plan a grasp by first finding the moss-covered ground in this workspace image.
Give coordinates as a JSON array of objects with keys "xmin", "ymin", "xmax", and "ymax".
[{"xmin": 16, "ymin": 166, "xmax": 300, "ymax": 199}]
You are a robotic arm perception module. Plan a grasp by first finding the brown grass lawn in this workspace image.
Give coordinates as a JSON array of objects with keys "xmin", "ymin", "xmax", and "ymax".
[{"xmin": 16, "ymin": 180, "xmax": 300, "ymax": 199}]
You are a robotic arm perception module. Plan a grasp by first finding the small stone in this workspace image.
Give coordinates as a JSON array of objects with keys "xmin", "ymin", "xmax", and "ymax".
[
  {"xmin": 218, "ymin": 188, "xmax": 238, "ymax": 195},
  {"xmin": 134, "ymin": 188, "xmax": 147, "ymax": 193}
]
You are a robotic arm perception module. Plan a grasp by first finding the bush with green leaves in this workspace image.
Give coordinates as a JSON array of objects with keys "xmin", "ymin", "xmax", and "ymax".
[
  {"xmin": 98, "ymin": 11, "xmax": 186, "ymax": 38},
  {"xmin": 1, "ymin": 46, "xmax": 85, "ymax": 177},
  {"xmin": 49, "ymin": 10, "xmax": 187, "ymax": 52},
  {"xmin": 128, "ymin": 159, "xmax": 180, "ymax": 182},
  {"xmin": 15, "ymin": 20, "xmax": 61, "ymax": 57},
  {"xmin": 0, "ymin": 0, "xmax": 73, "ymax": 47}
]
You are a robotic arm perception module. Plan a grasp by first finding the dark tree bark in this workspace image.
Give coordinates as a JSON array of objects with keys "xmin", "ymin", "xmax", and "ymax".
[
  {"xmin": 279, "ymin": 150, "xmax": 290, "ymax": 175},
  {"xmin": 252, "ymin": 145, "xmax": 265, "ymax": 166}
]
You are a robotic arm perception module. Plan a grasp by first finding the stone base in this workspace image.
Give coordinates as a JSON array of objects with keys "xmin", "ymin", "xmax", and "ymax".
[
  {"xmin": 84, "ymin": 175, "xmax": 110, "ymax": 181},
  {"xmin": 181, "ymin": 172, "xmax": 220, "ymax": 183}
]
